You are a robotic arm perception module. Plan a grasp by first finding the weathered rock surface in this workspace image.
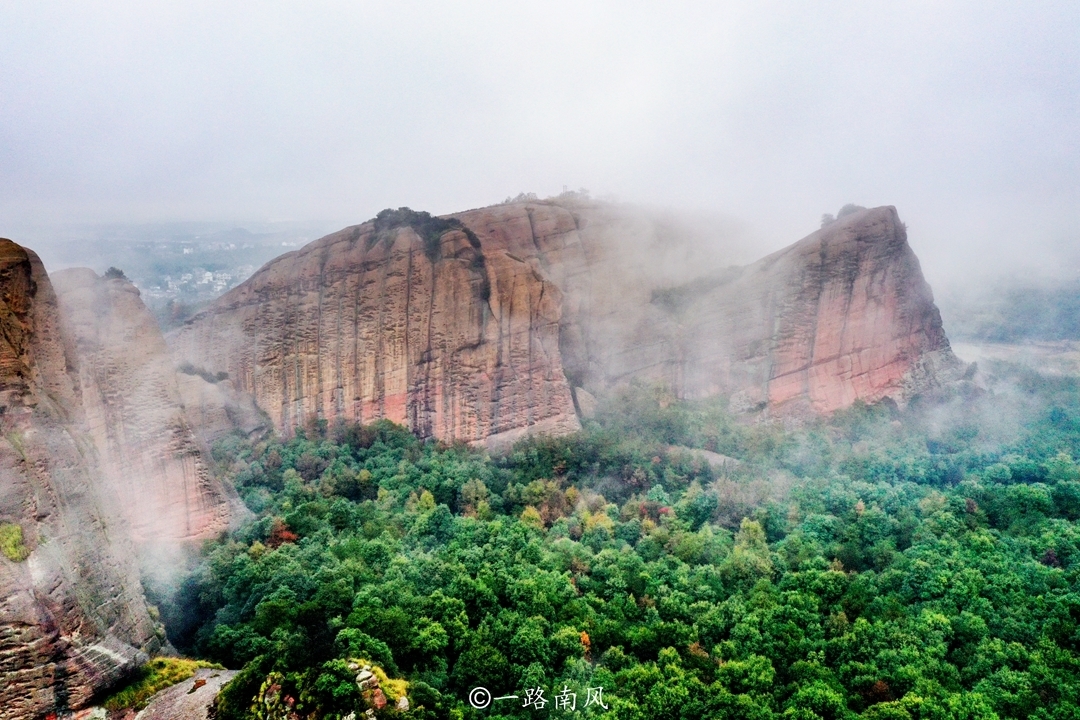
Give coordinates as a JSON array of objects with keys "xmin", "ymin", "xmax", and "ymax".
[
  {"xmin": 173, "ymin": 371, "xmax": 268, "ymax": 448},
  {"xmin": 51, "ymin": 269, "xmax": 237, "ymax": 545},
  {"xmin": 170, "ymin": 201, "xmax": 962, "ymax": 442},
  {"xmin": 132, "ymin": 668, "xmax": 237, "ymax": 720},
  {"xmin": 169, "ymin": 219, "xmax": 580, "ymax": 443},
  {"xmin": 0, "ymin": 240, "xmax": 159, "ymax": 719},
  {"xmin": 627, "ymin": 205, "xmax": 963, "ymax": 414}
]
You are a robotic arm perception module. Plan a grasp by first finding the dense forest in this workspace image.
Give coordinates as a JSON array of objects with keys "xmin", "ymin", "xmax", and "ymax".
[{"xmin": 165, "ymin": 362, "xmax": 1080, "ymax": 720}]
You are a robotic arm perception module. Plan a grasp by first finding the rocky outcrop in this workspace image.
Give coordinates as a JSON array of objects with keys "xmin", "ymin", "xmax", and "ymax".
[
  {"xmin": 51, "ymin": 269, "xmax": 238, "ymax": 545},
  {"xmin": 169, "ymin": 214, "xmax": 580, "ymax": 444},
  {"xmin": 132, "ymin": 668, "xmax": 237, "ymax": 720},
  {"xmin": 623, "ymin": 205, "xmax": 963, "ymax": 414},
  {"xmin": 0, "ymin": 240, "xmax": 159, "ymax": 719},
  {"xmin": 455, "ymin": 202, "xmax": 961, "ymax": 416},
  {"xmin": 170, "ymin": 202, "xmax": 962, "ymax": 442},
  {"xmin": 0, "ymin": 247, "xmax": 247, "ymax": 717}
]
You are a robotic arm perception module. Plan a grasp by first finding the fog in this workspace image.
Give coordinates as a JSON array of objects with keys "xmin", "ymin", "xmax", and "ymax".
[{"xmin": 2, "ymin": 2, "xmax": 1078, "ymax": 291}]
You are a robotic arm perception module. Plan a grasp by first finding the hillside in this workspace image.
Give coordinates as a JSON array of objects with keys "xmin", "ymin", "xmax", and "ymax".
[{"xmin": 175, "ymin": 363, "xmax": 1080, "ymax": 719}]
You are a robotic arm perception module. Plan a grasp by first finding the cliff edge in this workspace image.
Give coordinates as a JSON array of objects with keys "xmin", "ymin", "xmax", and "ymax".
[
  {"xmin": 0, "ymin": 240, "xmax": 159, "ymax": 719},
  {"xmin": 169, "ymin": 202, "xmax": 963, "ymax": 442}
]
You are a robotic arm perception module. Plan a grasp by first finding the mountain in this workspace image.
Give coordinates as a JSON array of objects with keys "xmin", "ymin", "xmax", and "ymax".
[
  {"xmin": 0, "ymin": 199, "xmax": 965, "ymax": 715},
  {"xmin": 51, "ymin": 269, "xmax": 246, "ymax": 546},
  {"xmin": 0, "ymin": 241, "xmax": 158, "ymax": 718},
  {"xmin": 0, "ymin": 244, "xmax": 243, "ymax": 718},
  {"xmin": 169, "ymin": 200, "xmax": 963, "ymax": 444}
]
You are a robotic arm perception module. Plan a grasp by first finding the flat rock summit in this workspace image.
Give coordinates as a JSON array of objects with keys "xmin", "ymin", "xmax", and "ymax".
[{"xmin": 171, "ymin": 200, "xmax": 963, "ymax": 445}]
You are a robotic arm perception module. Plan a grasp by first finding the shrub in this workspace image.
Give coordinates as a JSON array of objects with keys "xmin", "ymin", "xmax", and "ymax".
[
  {"xmin": 0, "ymin": 523, "xmax": 29, "ymax": 562},
  {"xmin": 178, "ymin": 362, "xmax": 229, "ymax": 384},
  {"xmin": 369, "ymin": 207, "xmax": 482, "ymax": 262}
]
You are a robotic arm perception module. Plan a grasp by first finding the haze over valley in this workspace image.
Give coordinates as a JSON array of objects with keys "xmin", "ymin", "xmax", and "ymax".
[{"xmin": 1, "ymin": 4, "xmax": 1079, "ymax": 719}]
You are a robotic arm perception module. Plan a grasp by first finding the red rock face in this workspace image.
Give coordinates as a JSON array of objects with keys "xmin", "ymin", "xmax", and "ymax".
[
  {"xmin": 639, "ymin": 206, "xmax": 961, "ymax": 414},
  {"xmin": 51, "ymin": 269, "xmax": 239, "ymax": 545},
  {"xmin": 757, "ymin": 207, "xmax": 955, "ymax": 412},
  {"xmin": 170, "ymin": 202, "xmax": 961, "ymax": 442},
  {"xmin": 0, "ymin": 241, "xmax": 159, "ymax": 720},
  {"xmin": 169, "ymin": 222, "xmax": 581, "ymax": 445},
  {"xmin": 0, "ymin": 244, "xmax": 250, "ymax": 717}
]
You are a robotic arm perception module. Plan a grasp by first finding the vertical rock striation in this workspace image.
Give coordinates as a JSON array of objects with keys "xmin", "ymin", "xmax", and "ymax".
[
  {"xmin": 644, "ymin": 206, "xmax": 962, "ymax": 413},
  {"xmin": 0, "ymin": 240, "xmax": 159, "ymax": 719},
  {"xmin": 169, "ymin": 221, "xmax": 581, "ymax": 445},
  {"xmin": 51, "ymin": 269, "xmax": 239, "ymax": 545},
  {"xmin": 1, "ymin": 246, "xmax": 244, "ymax": 717},
  {"xmin": 170, "ymin": 201, "xmax": 962, "ymax": 443}
]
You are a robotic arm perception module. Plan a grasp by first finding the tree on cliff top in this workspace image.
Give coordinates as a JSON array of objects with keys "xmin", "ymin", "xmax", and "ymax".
[
  {"xmin": 837, "ymin": 203, "xmax": 866, "ymax": 218},
  {"xmin": 370, "ymin": 207, "xmax": 480, "ymax": 261}
]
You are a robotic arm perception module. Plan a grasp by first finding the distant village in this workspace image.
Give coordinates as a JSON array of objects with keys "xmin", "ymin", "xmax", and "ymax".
[
  {"xmin": 68, "ymin": 223, "xmax": 334, "ymax": 326},
  {"xmin": 142, "ymin": 263, "xmax": 258, "ymax": 300}
]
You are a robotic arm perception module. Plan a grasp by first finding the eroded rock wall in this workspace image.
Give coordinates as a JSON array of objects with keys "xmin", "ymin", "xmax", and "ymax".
[
  {"xmin": 51, "ymin": 269, "xmax": 237, "ymax": 545},
  {"xmin": 173, "ymin": 370, "xmax": 268, "ymax": 448},
  {"xmin": 453, "ymin": 202, "xmax": 961, "ymax": 416},
  {"xmin": 0, "ymin": 240, "xmax": 159, "ymax": 720},
  {"xmin": 169, "ymin": 223, "xmax": 581, "ymax": 444},
  {"xmin": 651, "ymin": 206, "xmax": 962, "ymax": 413},
  {"xmin": 170, "ymin": 202, "xmax": 961, "ymax": 442}
]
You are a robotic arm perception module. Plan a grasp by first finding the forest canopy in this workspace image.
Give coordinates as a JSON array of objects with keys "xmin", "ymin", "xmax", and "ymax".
[{"xmin": 172, "ymin": 363, "xmax": 1080, "ymax": 720}]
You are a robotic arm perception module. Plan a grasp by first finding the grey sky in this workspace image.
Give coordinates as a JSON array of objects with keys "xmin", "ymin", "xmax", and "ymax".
[{"xmin": 2, "ymin": 1, "xmax": 1078, "ymax": 287}]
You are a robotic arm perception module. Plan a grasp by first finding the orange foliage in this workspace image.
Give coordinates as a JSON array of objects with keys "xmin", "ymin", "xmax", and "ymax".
[{"xmin": 267, "ymin": 518, "xmax": 298, "ymax": 548}]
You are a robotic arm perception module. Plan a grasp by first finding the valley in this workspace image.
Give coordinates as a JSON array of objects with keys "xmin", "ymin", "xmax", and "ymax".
[{"xmin": 1, "ymin": 200, "xmax": 1077, "ymax": 719}]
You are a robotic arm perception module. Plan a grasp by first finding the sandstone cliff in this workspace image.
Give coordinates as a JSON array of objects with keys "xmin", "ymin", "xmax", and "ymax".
[
  {"xmin": 0, "ymin": 240, "xmax": 159, "ymax": 719},
  {"xmin": 678, "ymin": 207, "xmax": 960, "ymax": 412},
  {"xmin": 51, "ymin": 269, "xmax": 240, "ymax": 546},
  {"xmin": 173, "ymin": 369, "xmax": 268, "ymax": 448},
  {"xmin": 169, "ymin": 211, "xmax": 581, "ymax": 445},
  {"xmin": 170, "ymin": 202, "xmax": 962, "ymax": 443}
]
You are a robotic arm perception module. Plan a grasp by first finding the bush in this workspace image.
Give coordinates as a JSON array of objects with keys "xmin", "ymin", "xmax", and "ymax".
[
  {"xmin": 0, "ymin": 523, "xmax": 28, "ymax": 562},
  {"xmin": 177, "ymin": 362, "xmax": 229, "ymax": 384},
  {"xmin": 837, "ymin": 203, "xmax": 866, "ymax": 218},
  {"xmin": 369, "ymin": 207, "xmax": 481, "ymax": 262}
]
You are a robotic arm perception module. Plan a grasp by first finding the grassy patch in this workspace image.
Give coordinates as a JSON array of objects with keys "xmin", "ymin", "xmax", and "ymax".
[
  {"xmin": 4, "ymin": 431, "xmax": 25, "ymax": 461},
  {"xmin": 367, "ymin": 661, "xmax": 408, "ymax": 702},
  {"xmin": 0, "ymin": 523, "xmax": 29, "ymax": 562},
  {"xmin": 101, "ymin": 657, "xmax": 225, "ymax": 711}
]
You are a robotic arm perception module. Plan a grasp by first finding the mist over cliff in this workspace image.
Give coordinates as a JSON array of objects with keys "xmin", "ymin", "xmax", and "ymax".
[
  {"xmin": 165, "ymin": 198, "xmax": 964, "ymax": 449},
  {"xmin": 2, "ymin": 2, "xmax": 1079, "ymax": 716},
  {"xmin": 0, "ymin": 238, "xmax": 257, "ymax": 717},
  {"xmin": 1, "ymin": 193, "xmax": 1075, "ymax": 717}
]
